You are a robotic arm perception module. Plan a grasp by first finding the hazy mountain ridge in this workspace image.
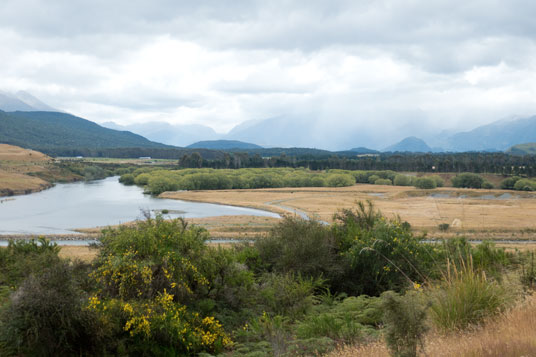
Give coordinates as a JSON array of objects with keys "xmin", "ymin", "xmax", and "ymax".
[
  {"xmin": 102, "ymin": 121, "xmax": 219, "ymax": 147},
  {"xmin": 187, "ymin": 140, "xmax": 263, "ymax": 150},
  {"xmin": 384, "ymin": 137, "xmax": 432, "ymax": 152},
  {"xmin": 0, "ymin": 91, "xmax": 58, "ymax": 112}
]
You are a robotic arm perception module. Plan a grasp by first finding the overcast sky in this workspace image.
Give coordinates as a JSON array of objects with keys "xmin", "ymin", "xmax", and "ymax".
[{"xmin": 2, "ymin": 0, "xmax": 536, "ymax": 136}]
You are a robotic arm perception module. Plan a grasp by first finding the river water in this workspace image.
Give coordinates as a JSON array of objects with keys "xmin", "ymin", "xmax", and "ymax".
[{"xmin": 0, "ymin": 176, "xmax": 279, "ymax": 235}]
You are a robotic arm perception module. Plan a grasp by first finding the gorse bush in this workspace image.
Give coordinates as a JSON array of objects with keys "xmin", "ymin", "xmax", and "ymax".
[
  {"xmin": 332, "ymin": 201, "xmax": 436, "ymax": 296},
  {"xmin": 90, "ymin": 217, "xmax": 233, "ymax": 354}
]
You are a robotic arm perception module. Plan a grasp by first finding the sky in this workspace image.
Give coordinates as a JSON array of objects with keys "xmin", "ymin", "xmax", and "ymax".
[{"xmin": 2, "ymin": 0, "xmax": 536, "ymax": 143}]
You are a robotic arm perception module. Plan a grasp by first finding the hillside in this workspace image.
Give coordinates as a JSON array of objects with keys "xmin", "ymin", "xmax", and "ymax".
[
  {"xmin": 0, "ymin": 111, "xmax": 168, "ymax": 152},
  {"xmin": 384, "ymin": 136, "xmax": 432, "ymax": 152},
  {"xmin": 0, "ymin": 144, "xmax": 54, "ymax": 196},
  {"xmin": 347, "ymin": 147, "xmax": 380, "ymax": 154},
  {"xmin": 187, "ymin": 140, "xmax": 263, "ymax": 150},
  {"xmin": 507, "ymin": 143, "xmax": 536, "ymax": 155}
]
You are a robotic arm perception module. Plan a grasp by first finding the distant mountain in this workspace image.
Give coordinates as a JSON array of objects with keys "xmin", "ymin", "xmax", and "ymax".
[
  {"xmin": 187, "ymin": 140, "xmax": 263, "ymax": 150},
  {"xmin": 506, "ymin": 143, "xmax": 536, "ymax": 155},
  {"xmin": 384, "ymin": 136, "xmax": 432, "ymax": 152},
  {"xmin": 224, "ymin": 117, "xmax": 309, "ymax": 147},
  {"xmin": 0, "ymin": 91, "xmax": 58, "ymax": 112},
  {"xmin": 0, "ymin": 111, "xmax": 167, "ymax": 151},
  {"xmin": 347, "ymin": 147, "xmax": 380, "ymax": 154},
  {"xmin": 102, "ymin": 121, "xmax": 219, "ymax": 147},
  {"xmin": 433, "ymin": 115, "xmax": 536, "ymax": 152}
]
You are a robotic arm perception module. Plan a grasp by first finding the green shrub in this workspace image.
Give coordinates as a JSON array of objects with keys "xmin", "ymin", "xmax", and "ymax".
[
  {"xmin": 482, "ymin": 181, "xmax": 494, "ymax": 189},
  {"xmin": 381, "ymin": 291, "xmax": 428, "ymax": 357},
  {"xmin": 513, "ymin": 178, "xmax": 536, "ymax": 191},
  {"xmin": 255, "ymin": 217, "xmax": 343, "ymax": 282},
  {"xmin": 0, "ymin": 238, "xmax": 61, "ymax": 295},
  {"xmin": 368, "ymin": 175, "xmax": 380, "ymax": 184},
  {"xmin": 394, "ymin": 175, "xmax": 413, "ymax": 186},
  {"xmin": 147, "ymin": 176, "xmax": 179, "ymax": 195},
  {"xmin": 134, "ymin": 172, "xmax": 151, "ymax": 185},
  {"xmin": 119, "ymin": 173, "xmax": 135, "ymax": 185},
  {"xmin": 438, "ymin": 223, "xmax": 450, "ymax": 232},
  {"xmin": 332, "ymin": 202, "xmax": 435, "ymax": 296},
  {"xmin": 256, "ymin": 273, "xmax": 321, "ymax": 320},
  {"xmin": 374, "ymin": 178, "xmax": 392, "ymax": 185},
  {"xmin": 0, "ymin": 262, "xmax": 105, "ymax": 356},
  {"xmin": 430, "ymin": 176, "xmax": 444, "ymax": 187},
  {"xmin": 452, "ymin": 173, "xmax": 485, "ymax": 189},
  {"xmin": 327, "ymin": 174, "xmax": 354, "ymax": 187},
  {"xmin": 414, "ymin": 177, "xmax": 436, "ymax": 189},
  {"xmin": 500, "ymin": 176, "xmax": 521, "ymax": 189}
]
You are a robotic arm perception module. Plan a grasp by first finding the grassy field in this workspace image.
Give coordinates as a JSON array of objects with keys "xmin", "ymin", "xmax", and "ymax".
[
  {"xmin": 161, "ymin": 184, "xmax": 536, "ymax": 240},
  {"xmin": 0, "ymin": 144, "xmax": 54, "ymax": 195}
]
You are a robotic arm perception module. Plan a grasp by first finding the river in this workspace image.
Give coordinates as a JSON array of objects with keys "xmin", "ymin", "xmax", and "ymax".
[{"xmin": 0, "ymin": 176, "xmax": 279, "ymax": 235}]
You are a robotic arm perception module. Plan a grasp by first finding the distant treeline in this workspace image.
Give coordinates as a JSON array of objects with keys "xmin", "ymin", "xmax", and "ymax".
[
  {"xmin": 183, "ymin": 152, "xmax": 536, "ymax": 177},
  {"xmin": 42, "ymin": 147, "xmax": 536, "ymax": 176}
]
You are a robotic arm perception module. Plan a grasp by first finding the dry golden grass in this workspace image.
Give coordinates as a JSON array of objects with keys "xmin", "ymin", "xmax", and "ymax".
[
  {"xmin": 58, "ymin": 246, "xmax": 99, "ymax": 262},
  {"xmin": 0, "ymin": 144, "xmax": 54, "ymax": 195},
  {"xmin": 161, "ymin": 184, "xmax": 536, "ymax": 239},
  {"xmin": 330, "ymin": 294, "xmax": 536, "ymax": 357},
  {"xmin": 0, "ymin": 144, "xmax": 51, "ymax": 162}
]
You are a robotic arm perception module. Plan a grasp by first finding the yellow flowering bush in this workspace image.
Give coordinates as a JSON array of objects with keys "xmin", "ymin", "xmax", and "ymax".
[
  {"xmin": 93, "ymin": 216, "xmax": 210, "ymax": 302},
  {"xmin": 88, "ymin": 216, "xmax": 232, "ymax": 354}
]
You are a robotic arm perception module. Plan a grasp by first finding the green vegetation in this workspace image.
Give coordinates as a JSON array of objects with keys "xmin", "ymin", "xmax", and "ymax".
[
  {"xmin": 452, "ymin": 173, "xmax": 492, "ymax": 189},
  {"xmin": 499, "ymin": 176, "xmax": 536, "ymax": 191},
  {"xmin": 0, "ymin": 111, "xmax": 167, "ymax": 151},
  {"xmin": 123, "ymin": 168, "xmax": 362, "ymax": 195},
  {"xmin": 429, "ymin": 258, "xmax": 510, "ymax": 331},
  {"xmin": 0, "ymin": 204, "xmax": 527, "ymax": 356},
  {"xmin": 381, "ymin": 291, "xmax": 428, "ymax": 357}
]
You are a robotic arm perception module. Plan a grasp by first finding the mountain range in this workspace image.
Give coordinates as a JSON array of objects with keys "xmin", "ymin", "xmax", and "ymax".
[{"xmin": 2, "ymin": 91, "xmax": 536, "ymax": 153}]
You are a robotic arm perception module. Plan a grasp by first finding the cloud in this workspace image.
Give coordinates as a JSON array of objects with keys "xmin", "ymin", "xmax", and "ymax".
[{"xmin": 1, "ymin": 0, "xmax": 536, "ymax": 147}]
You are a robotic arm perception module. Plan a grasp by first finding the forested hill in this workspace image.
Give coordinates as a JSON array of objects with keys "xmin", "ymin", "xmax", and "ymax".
[{"xmin": 0, "ymin": 111, "xmax": 168, "ymax": 151}]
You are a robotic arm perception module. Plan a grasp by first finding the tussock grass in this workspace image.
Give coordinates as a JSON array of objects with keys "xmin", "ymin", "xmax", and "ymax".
[{"xmin": 429, "ymin": 258, "xmax": 511, "ymax": 331}]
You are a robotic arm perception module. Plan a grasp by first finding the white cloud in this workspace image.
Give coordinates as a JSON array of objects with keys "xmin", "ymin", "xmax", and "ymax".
[{"xmin": 1, "ymin": 0, "xmax": 536, "ymax": 147}]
